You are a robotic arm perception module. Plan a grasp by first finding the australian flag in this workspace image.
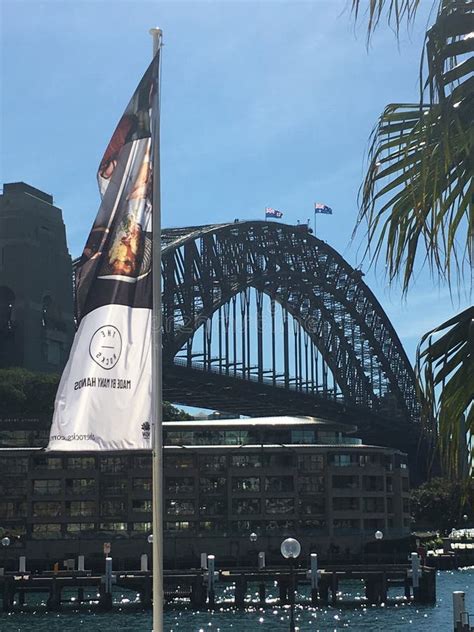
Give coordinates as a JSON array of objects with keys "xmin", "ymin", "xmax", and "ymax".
[
  {"xmin": 314, "ymin": 202, "xmax": 333, "ymax": 215},
  {"xmin": 265, "ymin": 207, "xmax": 283, "ymax": 219}
]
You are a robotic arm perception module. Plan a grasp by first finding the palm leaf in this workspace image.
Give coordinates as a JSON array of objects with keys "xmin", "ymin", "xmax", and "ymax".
[
  {"xmin": 351, "ymin": 0, "xmax": 423, "ymax": 39},
  {"xmin": 355, "ymin": 0, "xmax": 474, "ymax": 292},
  {"xmin": 416, "ymin": 306, "xmax": 474, "ymax": 478}
]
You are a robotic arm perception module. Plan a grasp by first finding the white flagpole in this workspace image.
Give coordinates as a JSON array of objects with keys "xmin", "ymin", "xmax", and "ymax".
[{"xmin": 149, "ymin": 26, "xmax": 163, "ymax": 632}]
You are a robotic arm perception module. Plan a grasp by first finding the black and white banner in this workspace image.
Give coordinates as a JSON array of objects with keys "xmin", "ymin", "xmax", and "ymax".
[{"xmin": 48, "ymin": 53, "xmax": 159, "ymax": 451}]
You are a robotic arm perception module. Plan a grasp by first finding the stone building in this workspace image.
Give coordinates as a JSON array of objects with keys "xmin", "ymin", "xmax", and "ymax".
[{"xmin": 0, "ymin": 182, "xmax": 74, "ymax": 372}]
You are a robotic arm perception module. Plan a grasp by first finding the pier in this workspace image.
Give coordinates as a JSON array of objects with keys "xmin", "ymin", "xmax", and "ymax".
[{"xmin": 0, "ymin": 559, "xmax": 436, "ymax": 612}]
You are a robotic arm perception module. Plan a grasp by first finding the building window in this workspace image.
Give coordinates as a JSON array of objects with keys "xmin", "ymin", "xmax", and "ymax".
[
  {"xmin": 363, "ymin": 497, "xmax": 385, "ymax": 513},
  {"xmin": 359, "ymin": 454, "xmax": 380, "ymax": 467},
  {"xmin": 333, "ymin": 497, "xmax": 359, "ymax": 511},
  {"xmin": 32, "ymin": 523, "xmax": 62, "ymax": 539},
  {"xmin": 67, "ymin": 501, "xmax": 96, "ymax": 517},
  {"xmin": 265, "ymin": 476, "xmax": 293, "ymax": 493},
  {"xmin": 66, "ymin": 478, "xmax": 96, "ymax": 495},
  {"xmin": 264, "ymin": 453, "xmax": 293, "ymax": 468},
  {"xmin": 66, "ymin": 456, "xmax": 96, "ymax": 470},
  {"xmin": 199, "ymin": 500, "xmax": 225, "ymax": 516},
  {"xmin": 387, "ymin": 497, "xmax": 393, "ymax": 513},
  {"xmin": 165, "ymin": 477, "xmax": 194, "ymax": 494},
  {"xmin": 334, "ymin": 518, "xmax": 360, "ymax": 530},
  {"xmin": 231, "ymin": 455, "xmax": 262, "ymax": 469},
  {"xmin": 265, "ymin": 498, "xmax": 294, "ymax": 515},
  {"xmin": 364, "ymin": 518, "xmax": 385, "ymax": 530},
  {"xmin": 133, "ymin": 455, "xmax": 152, "ymax": 470},
  {"xmin": 232, "ymin": 498, "xmax": 261, "ymax": 515},
  {"xmin": 166, "ymin": 500, "xmax": 195, "ymax": 516},
  {"xmin": 0, "ymin": 478, "xmax": 27, "ymax": 495},
  {"xmin": 199, "ymin": 477, "xmax": 226, "ymax": 494},
  {"xmin": 132, "ymin": 499, "xmax": 152, "ymax": 513},
  {"xmin": 299, "ymin": 499, "xmax": 325, "ymax": 515},
  {"xmin": 33, "ymin": 456, "xmax": 62, "ymax": 470},
  {"xmin": 298, "ymin": 475, "xmax": 324, "ymax": 493},
  {"xmin": 164, "ymin": 455, "xmax": 194, "ymax": 470},
  {"xmin": 363, "ymin": 476, "xmax": 384, "ymax": 492},
  {"xmin": 199, "ymin": 455, "xmax": 226, "ymax": 472},
  {"xmin": 328, "ymin": 453, "xmax": 358, "ymax": 467},
  {"xmin": 332, "ymin": 475, "xmax": 359, "ymax": 489},
  {"xmin": 131, "ymin": 522, "xmax": 152, "ymax": 533},
  {"xmin": 402, "ymin": 477, "xmax": 409, "ymax": 492},
  {"xmin": 33, "ymin": 479, "xmax": 62, "ymax": 496},
  {"xmin": 65, "ymin": 523, "xmax": 95, "ymax": 537},
  {"xmin": 290, "ymin": 430, "xmax": 316, "ymax": 444},
  {"xmin": 98, "ymin": 522, "xmax": 128, "ymax": 533},
  {"xmin": 165, "ymin": 521, "xmax": 194, "ymax": 532},
  {"xmin": 100, "ymin": 457, "xmax": 127, "ymax": 473},
  {"xmin": 100, "ymin": 500, "xmax": 125, "ymax": 517},
  {"xmin": 386, "ymin": 476, "xmax": 393, "ymax": 492},
  {"xmin": 232, "ymin": 477, "xmax": 260, "ymax": 492},
  {"xmin": 300, "ymin": 519, "xmax": 326, "ymax": 532},
  {"xmin": 266, "ymin": 519, "xmax": 295, "ymax": 533},
  {"xmin": 102, "ymin": 478, "xmax": 128, "ymax": 496},
  {"xmin": 403, "ymin": 498, "xmax": 410, "ymax": 513},
  {"xmin": 0, "ymin": 457, "xmax": 28, "ymax": 475},
  {"xmin": 0, "ymin": 501, "xmax": 27, "ymax": 518},
  {"xmin": 297, "ymin": 455, "xmax": 324, "ymax": 471},
  {"xmin": 32, "ymin": 501, "xmax": 61, "ymax": 518},
  {"xmin": 132, "ymin": 478, "xmax": 152, "ymax": 492}
]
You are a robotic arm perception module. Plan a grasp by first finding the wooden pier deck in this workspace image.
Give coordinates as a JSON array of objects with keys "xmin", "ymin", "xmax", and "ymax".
[{"xmin": 0, "ymin": 563, "xmax": 436, "ymax": 612}]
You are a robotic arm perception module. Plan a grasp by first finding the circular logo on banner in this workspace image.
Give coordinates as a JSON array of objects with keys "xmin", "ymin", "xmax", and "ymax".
[{"xmin": 89, "ymin": 325, "xmax": 122, "ymax": 370}]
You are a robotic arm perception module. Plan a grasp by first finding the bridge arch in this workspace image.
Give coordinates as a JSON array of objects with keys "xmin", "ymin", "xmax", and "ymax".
[{"xmin": 161, "ymin": 221, "xmax": 419, "ymax": 424}]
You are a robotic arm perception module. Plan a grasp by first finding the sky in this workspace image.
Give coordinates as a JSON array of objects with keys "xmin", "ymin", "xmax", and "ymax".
[{"xmin": 0, "ymin": 0, "xmax": 470, "ymax": 366}]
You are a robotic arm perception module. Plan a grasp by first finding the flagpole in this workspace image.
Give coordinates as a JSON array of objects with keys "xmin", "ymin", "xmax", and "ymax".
[{"xmin": 149, "ymin": 26, "xmax": 164, "ymax": 632}]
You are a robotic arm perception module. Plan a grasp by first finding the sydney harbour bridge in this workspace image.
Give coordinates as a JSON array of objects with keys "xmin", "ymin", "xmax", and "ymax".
[{"xmin": 157, "ymin": 220, "xmax": 424, "ymax": 478}]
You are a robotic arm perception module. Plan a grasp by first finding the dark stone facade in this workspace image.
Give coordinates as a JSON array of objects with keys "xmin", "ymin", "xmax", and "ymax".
[{"xmin": 0, "ymin": 182, "xmax": 74, "ymax": 372}]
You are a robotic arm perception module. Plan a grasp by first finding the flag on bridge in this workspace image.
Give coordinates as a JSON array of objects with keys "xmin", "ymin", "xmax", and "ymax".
[
  {"xmin": 314, "ymin": 202, "xmax": 333, "ymax": 215},
  {"xmin": 265, "ymin": 207, "xmax": 284, "ymax": 219},
  {"xmin": 47, "ymin": 50, "xmax": 161, "ymax": 451}
]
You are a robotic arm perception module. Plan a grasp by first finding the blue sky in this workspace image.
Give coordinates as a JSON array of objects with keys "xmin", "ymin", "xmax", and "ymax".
[{"xmin": 1, "ymin": 0, "xmax": 470, "ymax": 365}]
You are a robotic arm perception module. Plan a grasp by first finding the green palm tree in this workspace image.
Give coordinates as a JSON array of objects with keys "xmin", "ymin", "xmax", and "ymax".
[{"xmin": 351, "ymin": 0, "xmax": 473, "ymax": 478}]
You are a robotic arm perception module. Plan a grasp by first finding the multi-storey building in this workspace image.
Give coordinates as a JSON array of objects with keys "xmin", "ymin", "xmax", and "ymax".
[{"xmin": 0, "ymin": 416, "xmax": 410, "ymax": 569}]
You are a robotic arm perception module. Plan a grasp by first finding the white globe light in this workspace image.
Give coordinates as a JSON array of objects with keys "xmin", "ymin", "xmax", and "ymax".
[
  {"xmin": 375, "ymin": 530, "xmax": 383, "ymax": 540},
  {"xmin": 280, "ymin": 537, "xmax": 301, "ymax": 559},
  {"xmin": 147, "ymin": 534, "xmax": 153, "ymax": 544},
  {"xmin": 249, "ymin": 532, "xmax": 257, "ymax": 543},
  {"xmin": 1, "ymin": 537, "xmax": 10, "ymax": 547}
]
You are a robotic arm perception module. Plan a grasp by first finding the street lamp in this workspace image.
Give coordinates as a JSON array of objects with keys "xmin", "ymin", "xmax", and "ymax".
[
  {"xmin": 147, "ymin": 533, "xmax": 153, "ymax": 544},
  {"xmin": 375, "ymin": 530, "xmax": 383, "ymax": 564},
  {"xmin": 2, "ymin": 537, "xmax": 10, "ymax": 575},
  {"xmin": 281, "ymin": 537, "xmax": 301, "ymax": 632}
]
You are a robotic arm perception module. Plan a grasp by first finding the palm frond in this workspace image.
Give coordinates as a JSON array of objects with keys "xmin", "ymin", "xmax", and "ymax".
[
  {"xmin": 355, "ymin": 0, "xmax": 474, "ymax": 292},
  {"xmin": 351, "ymin": 0, "xmax": 423, "ymax": 39},
  {"xmin": 416, "ymin": 306, "xmax": 474, "ymax": 478}
]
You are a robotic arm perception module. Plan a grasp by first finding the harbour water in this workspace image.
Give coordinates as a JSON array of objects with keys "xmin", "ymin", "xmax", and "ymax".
[{"xmin": 2, "ymin": 568, "xmax": 473, "ymax": 631}]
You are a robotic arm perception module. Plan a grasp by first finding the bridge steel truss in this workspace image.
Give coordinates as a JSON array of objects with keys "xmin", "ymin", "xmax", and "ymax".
[{"xmin": 161, "ymin": 221, "xmax": 420, "ymax": 428}]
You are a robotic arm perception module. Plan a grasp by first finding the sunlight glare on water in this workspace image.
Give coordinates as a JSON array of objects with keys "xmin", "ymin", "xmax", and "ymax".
[{"xmin": 1, "ymin": 569, "xmax": 473, "ymax": 631}]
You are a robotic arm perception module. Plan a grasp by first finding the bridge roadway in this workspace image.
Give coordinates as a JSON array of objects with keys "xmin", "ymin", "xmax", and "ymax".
[{"xmin": 163, "ymin": 360, "xmax": 425, "ymax": 479}]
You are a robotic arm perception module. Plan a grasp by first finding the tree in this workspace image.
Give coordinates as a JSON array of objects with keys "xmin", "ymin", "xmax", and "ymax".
[
  {"xmin": 0, "ymin": 367, "xmax": 193, "ymax": 422},
  {"xmin": 410, "ymin": 476, "xmax": 473, "ymax": 532},
  {"xmin": 352, "ymin": 0, "xmax": 473, "ymax": 478}
]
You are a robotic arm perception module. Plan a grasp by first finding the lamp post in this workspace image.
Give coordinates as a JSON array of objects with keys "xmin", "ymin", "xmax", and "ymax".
[
  {"xmin": 2, "ymin": 536, "xmax": 10, "ymax": 575},
  {"xmin": 249, "ymin": 531, "xmax": 257, "ymax": 566},
  {"xmin": 375, "ymin": 530, "xmax": 383, "ymax": 565},
  {"xmin": 281, "ymin": 537, "xmax": 301, "ymax": 632}
]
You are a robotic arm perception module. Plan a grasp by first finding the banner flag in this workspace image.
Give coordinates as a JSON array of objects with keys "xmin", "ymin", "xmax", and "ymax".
[
  {"xmin": 314, "ymin": 202, "xmax": 333, "ymax": 215},
  {"xmin": 265, "ymin": 207, "xmax": 283, "ymax": 219},
  {"xmin": 47, "ymin": 53, "xmax": 160, "ymax": 451}
]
